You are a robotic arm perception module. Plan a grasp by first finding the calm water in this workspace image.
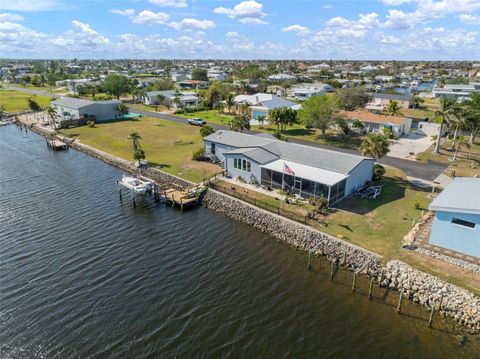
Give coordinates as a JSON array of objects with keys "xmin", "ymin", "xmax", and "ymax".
[{"xmin": 1, "ymin": 125, "xmax": 479, "ymax": 358}]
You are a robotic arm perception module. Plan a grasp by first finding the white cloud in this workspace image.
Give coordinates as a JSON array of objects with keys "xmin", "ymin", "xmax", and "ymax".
[
  {"xmin": 148, "ymin": 0, "xmax": 187, "ymax": 7},
  {"xmin": 0, "ymin": 0, "xmax": 65, "ymax": 11},
  {"xmin": 282, "ymin": 25, "xmax": 309, "ymax": 35},
  {"xmin": 0, "ymin": 12, "xmax": 23, "ymax": 21},
  {"xmin": 381, "ymin": 0, "xmax": 413, "ymax": 5},
  {"xmin": 51, "ymin": 20, "xmax": 109, "ymax": 48},
  {"xmin": 169, "ymin": 18, "xmax": 215, "ymax": 31},
  {"xmin": 110, "ymin": 9, "xmax": 134, "ymax": 16},
  {"xmin": 458, "ymin": 14, "xmax": 480, "ymax": 24},
  {"xmin": 214, "ymin": 1, "xmax": 268, "ymax": 24},
  {"xmin": 225, "ymin": 31, "xmax": 239, "ymax": 38},
  {"xmin": 131, "ymin": 10, "xmax": 169, "ymax": 25},
  {"xmin": 384, "ymin": 9, "xmax": 413, "ymax": 29}
]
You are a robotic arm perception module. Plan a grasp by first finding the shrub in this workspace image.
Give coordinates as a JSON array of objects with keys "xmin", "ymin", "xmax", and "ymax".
[
  {"xmin": 87, "ymin": 120, "xmax": 96, "ymax": 128},
  {"xmin": 200, "ymin": 124, "xmax": 215, "ymax": 138},
  {"xmin": 192, "ymin": 148, "xmax": 205, "ymax": 160},
  {"xmin": 273, "ymin": 131, "xmax": 287, "ymax": 141},
  {"xmin": 373, "ymin": 164, "xmax": 385, "ymax": 180},
  {"xmin": 382, "ymin": 127, "xmax": 394, "ymax": 139}
]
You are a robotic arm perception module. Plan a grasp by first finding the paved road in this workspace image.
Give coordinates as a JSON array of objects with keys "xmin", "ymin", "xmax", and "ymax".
[
  {"xmin": 4, "ymin": 85, "xmax": 62, "ymax": 98},
  {"xmin": 133, "ymin": 108, "xmax": 448, "ymax": 181},
  {"xmin": 7, "ymin": 87, "xmax": 447, "ymax": 181}
]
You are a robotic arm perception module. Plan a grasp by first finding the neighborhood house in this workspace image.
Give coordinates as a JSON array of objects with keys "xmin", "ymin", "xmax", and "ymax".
[
  {"xmin": 428, "ymin": 178, "xmax": 480, "ymax": 257},
  {"xmin": 366, "ymin": 93, "xmax": 412, "ymax": 111},
  {"xmin": 204, "ymin": 131, "xmax": 375, "ymax": 205},
  {"xmin": 341, "ymin": 109, "xmax": 412, "ymax": 137},
  {"xmin": 51, "ymin": 97, "xmax": 121, "ymax": 126},
  {"xmin": 234, "ymin": 93, "xmax": 301, "ymax": 120},
  {"xmin": 143, "ymin": 90, "xmax": 199, "ymax": 108}
]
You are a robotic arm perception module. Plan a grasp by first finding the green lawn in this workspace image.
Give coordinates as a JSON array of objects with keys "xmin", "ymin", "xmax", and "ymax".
[
  {"xmin": 0, "ymin": 89, "xmax": 52, "ymax": 112},
  {"xmin": 174, "ymin": 110, "xmax": 234, "ymax": 127},
  {"xmin": 130, "ymin": 103, "xmax": 168, "ymax": 112},
  {"xmin": 60, "ymin": 116, "xmax": 221, "ymax": 182},
  {"xmin": 252, "ymin": 124, "xmax": 364, "ymax": 150},
  {"xmin": 317, "ymin": 167, "xmax": 431, "ymax": 260},
  {"xmin": 400, "ymin": 107, "xmax": 434, "ymax": 119}
]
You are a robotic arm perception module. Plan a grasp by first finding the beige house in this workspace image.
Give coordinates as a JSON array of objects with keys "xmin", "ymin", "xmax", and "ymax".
[{"xmin": 341, "ymin": 109, "xmax": 412, "ymax": 137}]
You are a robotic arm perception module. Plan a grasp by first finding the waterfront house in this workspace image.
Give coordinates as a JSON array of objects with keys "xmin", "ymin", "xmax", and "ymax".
[
  {"xmin": 366, "ymin": 94, "xmax": 412, "ymax": 111},
  {"xmin": 51, "ymin": 97, "xmax": 121, "ymax": 126},
  {"xmin": 234, "ymin": 93, "xmax": 301, "ymax": 120},
  {"xmin": 289, "ymin": 84, "xmax": 333, "ymax": 101},
  {"xmin": 428, "ymin": 178, "xmax": 480, "ymax": 258},
  {"xmin": 204, "ymin": 131, "xmax": 375, "ymax": 205},
  {"xmin": 432, "ymin": 84, "xmax": 478, "ymax": 100},
  {"xmin": 341, "ymin": 109, "xmax": 412, "ymax": 137},
  {"xmin": 143, "ymin": 90, "xmax": 199, "ymax": 108}
]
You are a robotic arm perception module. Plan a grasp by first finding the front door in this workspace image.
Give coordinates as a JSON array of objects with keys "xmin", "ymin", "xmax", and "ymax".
[{"xmin": 293, "ymin": 179, "xmax": 302, "ymax": 196}]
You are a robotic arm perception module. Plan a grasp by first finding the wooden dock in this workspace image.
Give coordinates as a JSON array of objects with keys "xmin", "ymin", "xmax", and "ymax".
[
  {"xmin": 164, "ymin": 186, "xmax": 205, "ymax": 210},
  {"xmin": 46, "ymin": 139, "xmax": 68, "ymax": 150}
]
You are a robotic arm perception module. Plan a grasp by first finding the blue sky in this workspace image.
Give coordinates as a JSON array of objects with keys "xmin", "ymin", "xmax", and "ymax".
[{"xmin": 1, "ymin": 0, "xmax": 479, "ymax": 60}]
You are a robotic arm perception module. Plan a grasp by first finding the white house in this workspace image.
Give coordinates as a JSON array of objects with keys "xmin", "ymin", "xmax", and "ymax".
[
  {"xmin": 366, "ymin": 94, "xmax": 412, "ymax": 111},
  {"xmin": 432, "ymin": 84, "xmax": 478, "ymax": 100},
  {"xmin": 51, "ymin": 97, "xmax": 122, "ymax": 125},
  {"xmin": 268, "ymin": 73, "xmax": 296, "ymax": 82},
  {"xmin": 204, "ymin": 131, "xmax": 375, "ymax": 205},
  {"xmin": 290, "ymin": 84, "xmax": 333, "ymax": 101},
  {"xmin": 143, "ymin": 90, "xmax": 199, "ymax": 108},
  {"xmin": 234, "ymin": 93, "xmax": 301, "ymax": 120}
]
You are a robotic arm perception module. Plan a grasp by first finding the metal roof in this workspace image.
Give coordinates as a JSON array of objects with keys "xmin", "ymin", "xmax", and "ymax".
[
  {"xmin": 51, "ymin": 97, "xmax": 95, "ymax": 109},
  {"xmin": 52, "ymin": 97, "xmax": 120, "ymax": 109},
  {"xmin": 429, "ymin": 178, "xmax": 480, "ymax": 215},
  {"xmin": 374, "ymin": 93, "xmax": 412, "ymax": 101},
  {"xmin": 203, "ymin": 131, "xmax": 373, "ymax": 174},
  {"xmin": 224, "ymin": 147, "xmax": 278, "ymax": 164},
  {"xmin": 263, "ymin": 159, "xmax": 348, "ymax": 186}
]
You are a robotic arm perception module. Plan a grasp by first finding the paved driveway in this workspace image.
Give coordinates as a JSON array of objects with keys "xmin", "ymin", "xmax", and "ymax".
[{"xmin": 388, "ymin": 134, "xmax": 434, "ymax": 160}]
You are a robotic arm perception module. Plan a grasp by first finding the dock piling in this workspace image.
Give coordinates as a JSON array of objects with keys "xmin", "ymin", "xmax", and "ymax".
[
  {"xmin": 352, "ymin": 271, "xmax": 357, "ymax": 292},
  {"xmin": 368, "ymin": 278, "xmax": 374, "ymax": 300},
  {"xmin": 397, "ymin": 289, "xmax": 404, "ymax": 313},
  {"xmin": 330, "ymin": 260, "xmax": 336, "ymax": 281},
  {"xmin": 429, "ymin": 304, "xmax": 435, "ymax": 327},
  {"xmin": 307, "ymin": 252, "xmax": 312, "ymax": 271}
]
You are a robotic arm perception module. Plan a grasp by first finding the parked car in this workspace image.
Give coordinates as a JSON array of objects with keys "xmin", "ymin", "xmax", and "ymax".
[{"xmin": 188, "ymin": 118, "xmax": 206, "ymax": 126}]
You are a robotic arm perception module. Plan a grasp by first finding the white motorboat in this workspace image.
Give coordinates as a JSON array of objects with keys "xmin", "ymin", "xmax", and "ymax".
[{"xmin": 118, "ymin": 174, "xmax": 153, "ymax": 194}]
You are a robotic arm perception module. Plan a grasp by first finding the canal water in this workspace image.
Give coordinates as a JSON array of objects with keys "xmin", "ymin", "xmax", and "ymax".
[{"xmin": 1, "ymin": 125, "xmax": 479, "ymax": 358}]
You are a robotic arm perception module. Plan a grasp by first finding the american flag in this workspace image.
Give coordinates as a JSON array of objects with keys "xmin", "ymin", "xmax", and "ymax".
[{"xmin": 284, "ymin": 162, "xmax": 295, "ymax": 175}]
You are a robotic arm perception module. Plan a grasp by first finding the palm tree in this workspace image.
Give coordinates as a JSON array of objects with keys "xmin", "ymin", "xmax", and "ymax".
[
  {"xmin": 452, "ymin": 135, "xmax": 470, "ymax": 161},
  {"xmin": 411, "ymin": 95, "xmax": 424, "ymax": 109},
  {"xmin": 128, "ymin": 131, "xmax": 142, "ymax": 152},
  {"xmin": 360, "ymin": 133, "xmax": 390, "ymax": 159},
  {"xmin": 224, "ymin": 92, "xmax": 236, "ymax": 114},
  {"xmin": 385, "ymin": 100, "xmax": 401, "ymax": 115},
  {"xmin": 229, "ymin": 115, "xmax": 250, "ymax": 133},
  {"xmin": 464, "ymin": 92, "xmax": 480, "ymax": 144},
  {"xmin": 433, "ymin": 97, "xmax": 456, "ymax": 153},
  {"xmin": 449, "ymin": 104, "xmax": 465, "ymax": 148},
  {"xmin": 45, "ymin": 105, "xmax": 58, "ymax": 129},
  {"xmin": 116, "ymin": 103, "xmax": 129, "ymax": 117}
]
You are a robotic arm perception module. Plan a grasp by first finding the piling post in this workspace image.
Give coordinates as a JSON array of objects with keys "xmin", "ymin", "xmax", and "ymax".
[
  {"xmin": 330, "ymin": 259, "xmax": 336, "ymax": 281},
  {"xmin": 342, "ymin": 252, "xmax": 347, "ymax": 266},
  {"xmin": 369, "ymin": 277, "xmax": 374, "ymax": 300},
  {"xmin": 428, "ymin": 304, "xmax": 435, "ymax": 327},
  {"xmin": 438, "ymin": 294, "xmax": 444, "ymax": 311},
  {"xmin": 132, "ymin": 196, "xmax": 136, "ymax": 208},
  {"xmin": 378, "ymin": 269, "xmax": 384, "ymax": 286},
  {"xmin": 307, "ymin": 252, "xmax": 312, "ymax": 271},
  {"xmin": 352, "ymin": 271, "xmax": 357, "ymax": 292},
  {"xmin": 397, "ymin": 289, "xmax": 404, "ymax": 313}
]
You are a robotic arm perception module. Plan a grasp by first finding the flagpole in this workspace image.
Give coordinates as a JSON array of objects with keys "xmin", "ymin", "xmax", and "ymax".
[{"xmin": 281, "ymin": 161, "xmax": 285, "ymax": 208}]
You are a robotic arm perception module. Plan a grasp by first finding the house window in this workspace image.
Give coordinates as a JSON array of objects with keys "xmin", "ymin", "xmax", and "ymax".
[
  {"xmin": 234, "ymin": 158, "xmax": 238, "ymax": 169},
  {"xmin": 242, "ymin": 159, "xmax": 247, "ymax": 171},
  {"xmin": 451, "ymin": 218, "xmax": 476, "ymax": 229},
  {"xmin": 246, "ymin": 161, "xmax": 251, "ymax": 172},
  {"xmin": 234, "ymin": 157, "xmax": 251, "ymax": 172}
]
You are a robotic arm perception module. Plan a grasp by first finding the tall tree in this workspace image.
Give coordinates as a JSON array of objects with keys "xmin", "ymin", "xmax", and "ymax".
[
  {"xmin": 224, "ymin": 92, "xmax": 236, "ymax": 114},
  {"xmin": 45, "ymin": 105, "xmax": 58, "ymax": 129},
  {"xmin": 128, "ymin": 131, "xmax": 142, "ymax": 152},
  {"xmin": 385, "ymin": 100, "xmax": 401, "ymax": 115},
  {"xmin": 433, "ymin": 97, "xmax": 456, "ymax": 153},
  {"xmin": 360, "ymin": 133, "xmax": 390, "ymax": 159},
  {"xmin": 337, "ymin": 87, "xmax": 371, "ymax": 111},
  {"xmin": 298, "ymin": 95, "xmax": 338, "ymax": 137},
  {"xmin": 411, "ymin": 95, "xmax": 424, "ymax": 109},
  {"xmin": 269, "ymin": 107, "xmax": 297, "ymax": 132},
  {"xmin": 464, "ymin": 92, "xmax": 480, "ymax": 144},
  {"xmin": 229, "ymin": 115, "xmax": 250, "ymax": 133},
  {"xmin": 103, "ymin": 74, "xmax": 132, "ymax": 100},
  {"xmin": 27, "ymin": 96, "xmax": 42, "ymax": 111},
  {"xmin": 191, "ymin": 68, "xmax": 208, "ymax": 81}
]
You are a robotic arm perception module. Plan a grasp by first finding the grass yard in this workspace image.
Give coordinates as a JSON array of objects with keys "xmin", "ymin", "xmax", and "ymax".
[
  {"xmin": 400, "ymin": 107, "xmax": 434, "ymax": 119},
  {"xmin": 318, "ymin": 167, "xmax": 432, "ymax": 260},
  {"xmin": 60, "ymin": 116, "xmax": 221, "ymax": 182},
  {"xmin": 416, "ymin": 140, "xmax": 480, "ymax": 178},
  {"xmin": 174, "ymin": 110, "xmax": 234, "ymax": 127},
  {"xmin": 0, "ymin": 89, "xmax": 52, "ymax": 112},
  {"xmin": 130, "ymin": 103, "xmax": 168, "ymax": 112},
  {"xmin": 252, "ymin": 124, "xmax": 364, "ymax": 150}
]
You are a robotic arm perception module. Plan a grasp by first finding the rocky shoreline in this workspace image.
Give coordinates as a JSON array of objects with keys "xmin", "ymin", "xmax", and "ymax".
[{"xmin": 16, "ymin": 119, "xmax": 480, "ymax": 333}]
